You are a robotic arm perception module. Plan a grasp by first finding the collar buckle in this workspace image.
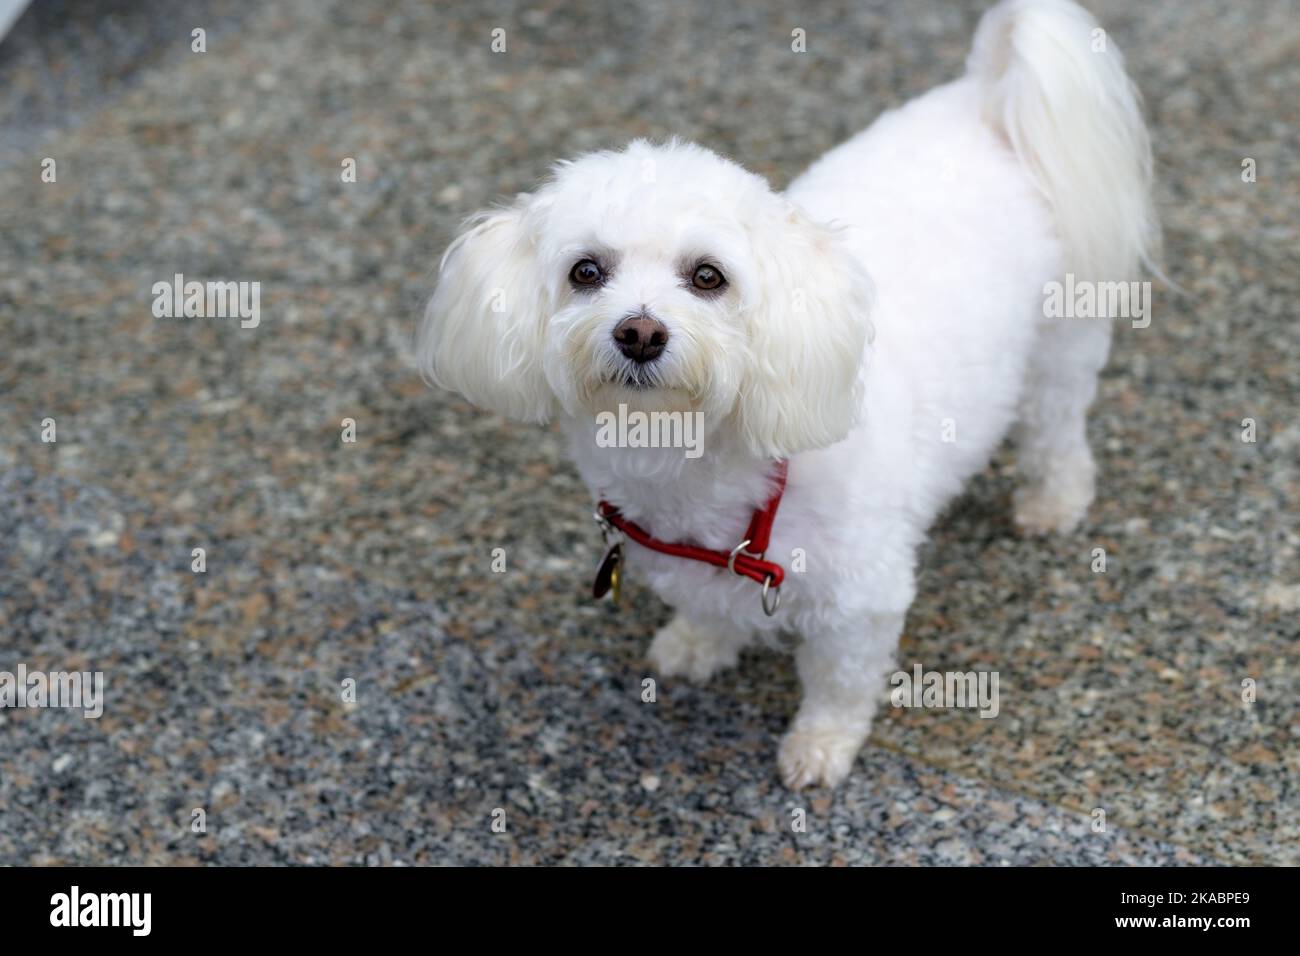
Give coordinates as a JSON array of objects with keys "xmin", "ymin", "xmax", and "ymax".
[
  {"xmin": 726, "ymin": 538, "xmax": 759, "ymax": 576},
  {"xmin": 728, "ymin": 539, "xmax": 781, "ymax": 617}
]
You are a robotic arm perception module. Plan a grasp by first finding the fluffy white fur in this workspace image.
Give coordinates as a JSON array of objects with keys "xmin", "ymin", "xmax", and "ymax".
[{"xmin": 418, "ymin": 0, "xmax": 1157, "ymax": 788}]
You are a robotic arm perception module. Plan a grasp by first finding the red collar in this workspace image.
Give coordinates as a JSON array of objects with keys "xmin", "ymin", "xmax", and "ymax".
[{"xmin": 595, "ymin": 460, "xmax": 788, "ymax": 615}]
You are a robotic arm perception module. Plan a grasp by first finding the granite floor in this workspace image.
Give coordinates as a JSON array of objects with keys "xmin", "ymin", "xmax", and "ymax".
[{"xmin": 0, "ymin": 0, "xmax": 1296, "ymax": 865}]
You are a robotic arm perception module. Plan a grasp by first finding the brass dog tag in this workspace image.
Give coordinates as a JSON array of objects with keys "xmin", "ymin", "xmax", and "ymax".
[{"xmin": 593, "ymin": 542, "xmax": 623, "ymax": 604}]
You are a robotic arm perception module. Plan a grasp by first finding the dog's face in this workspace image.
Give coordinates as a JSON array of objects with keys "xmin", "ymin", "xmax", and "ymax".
[{"xmin": 418, "ymin": 140, "xmax": 873, "ymax": 458}]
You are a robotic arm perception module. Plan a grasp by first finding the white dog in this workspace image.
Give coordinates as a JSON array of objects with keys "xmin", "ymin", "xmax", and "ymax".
[{"xmin": 418, "ymin": 0, "xmax": 1158, "ymax": 788}]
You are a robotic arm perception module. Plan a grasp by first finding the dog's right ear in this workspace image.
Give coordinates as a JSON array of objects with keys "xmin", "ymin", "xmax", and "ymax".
[{"xmin": 416, "ymin": 195, "xmax": 555, "ymax": 422}]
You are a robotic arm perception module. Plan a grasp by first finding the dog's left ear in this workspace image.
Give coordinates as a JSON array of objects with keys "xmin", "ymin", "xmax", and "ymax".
[
  {"xmin": 416, "ymin": 193, "xmax": 555, "ymax": 423},
  {"xmin": 736, "ymin": 201, "xmax": 874, "ymax": 459}
]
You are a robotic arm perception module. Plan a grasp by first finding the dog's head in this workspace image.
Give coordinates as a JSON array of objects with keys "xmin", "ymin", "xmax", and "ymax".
[{"xmin": 417, "ymin": 139, "xmax": 873, "ymax": 459}]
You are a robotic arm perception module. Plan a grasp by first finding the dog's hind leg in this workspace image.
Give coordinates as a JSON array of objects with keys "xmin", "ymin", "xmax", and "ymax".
[
  {"xmin": 968, "ymin": 0, "xmax": 1156, "ymax": 535},
  {"xmin": 1013, "ymin": 316, "xmax": 1112, "ymax": 535}
]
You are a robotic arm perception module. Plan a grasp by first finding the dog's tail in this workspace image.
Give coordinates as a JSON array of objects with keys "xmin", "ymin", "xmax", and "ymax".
[{"xmin": 968, "ymin": 0, "xmax": 1159, "ymax": 281}]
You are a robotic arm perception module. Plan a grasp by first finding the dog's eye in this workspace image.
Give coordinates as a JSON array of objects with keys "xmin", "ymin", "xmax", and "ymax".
[
  {"xmin": 570, "ymin": 259, "xmax": 605, "ymax": 287},
  {"xmin": 691, "ymin": 264, "xmax": 725, "ymax": 292}
]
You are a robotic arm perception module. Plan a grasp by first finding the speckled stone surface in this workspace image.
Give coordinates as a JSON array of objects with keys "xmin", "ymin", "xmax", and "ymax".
[{"xmin": 0, "ymin": 0, "xmax": 1295, "ymax": 865}]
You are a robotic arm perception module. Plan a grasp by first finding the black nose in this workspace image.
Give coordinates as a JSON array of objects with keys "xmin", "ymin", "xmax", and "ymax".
[{"xmin": 612, "ymin": 313, "xmax": 669, "ymax": 363}]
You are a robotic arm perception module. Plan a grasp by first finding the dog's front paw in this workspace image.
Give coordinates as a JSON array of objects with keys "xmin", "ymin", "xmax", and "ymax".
[
  {"xmin": 647, "ymin": 615, "xmax": 741, "ymax": 683},
  {"xmin": 777, "ymin": 722, "xmax": 868, "ymax": 790}
]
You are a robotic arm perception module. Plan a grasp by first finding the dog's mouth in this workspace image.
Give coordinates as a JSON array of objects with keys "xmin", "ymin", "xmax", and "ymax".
[
  {"xmin": 617, "ymin": 372, "xmax": 652, "ymax": 390},
  {"xmin": 588, "ymin": 368, "xmax": 701, "ymax": 416},
  {"xmin": 608, "ymin": 363, "xmax": 662, "ymax": 391}
]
